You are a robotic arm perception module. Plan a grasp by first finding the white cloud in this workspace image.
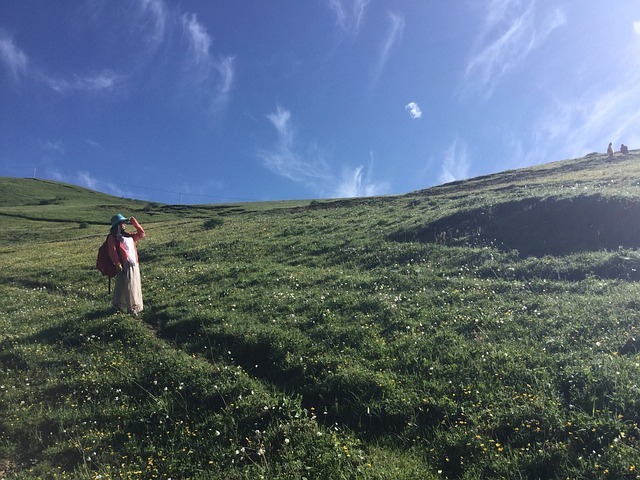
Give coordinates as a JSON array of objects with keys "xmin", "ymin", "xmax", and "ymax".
[
  {"xmin": 439, "ymin": 139, "xmax": 470, "ymax": 184},
  {"xmin": 405, "ymin": 102, "xmax": 422, "ymax": 119},
  {"xmin": 465, "ymin": 1, "xmax": 565, "ymax": 96},
  {"xmin": 0, "ymin": 33, "xmax": 28, "ymax": 80},
  {"xmin": 634, "ymin": 21, "xmax": 640, "ymax": 36}
]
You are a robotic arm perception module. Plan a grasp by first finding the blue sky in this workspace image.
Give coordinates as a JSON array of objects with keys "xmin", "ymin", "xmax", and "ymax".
[{"xmin": 2, "ymin": 1, "xmax": 640, "ymax": 204}]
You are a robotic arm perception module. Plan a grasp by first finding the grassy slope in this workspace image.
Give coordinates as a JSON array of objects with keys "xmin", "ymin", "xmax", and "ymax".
[{"xmin": 2, "ymin": 152, "xmax": 640, "ymax": 479}]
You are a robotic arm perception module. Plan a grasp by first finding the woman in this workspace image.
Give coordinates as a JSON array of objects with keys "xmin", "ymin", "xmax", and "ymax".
[{"xmin": 107, "ymin": 214, "xmax": 145, "ymax": 316}]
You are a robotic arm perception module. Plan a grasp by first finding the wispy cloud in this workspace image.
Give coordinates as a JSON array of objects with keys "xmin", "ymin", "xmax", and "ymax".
[
  {"xmin": 0, "ymin": 32, "xmax": 28, "ymax": 80},
  {"xmin": 139, "ymin": 0, "xmax": 167, "ymax": 47},
  {"xmin": 532, "ymin": 78, "xmax": 640, "ymax": 163},
  {"xmin": 260, "ymin": 106, "xmax": 387, "ymax": 197},
  {"xmin": 61, "ymin": 169, "xmax": 129, "ymax": 198},
  {"xmin": 182, "ymin": 13, "xmax": 212, "ymax": 65},
  {"xmin": 634, "ymin": 21, "xmax": 640, "ymax": 36},
  {"xmin": 439, "ymin": 139, "xmax": 470, "ymax": 184},
  {"xmin": 41, "ymin": 139, "xmax": 65, "ymax": 154},
  {"xmin": 260, "ymin": 105, "xmax": 331, "ymax": 183},
  {"xmin": 0, "ymin": 29, "xmax": 123, "ymax": 93},
  {"xmin": 181, "ymin": 12, "xmax": 235, "ymax": 113},
  {"xmin": 42, "ymin": 70, "xmax": 124, "ymax": 93},
  {"xmin": 405, "ymin": 102, "xmax": 422, "ymax": 119},
  {"xmin": 496, "ymin": 14, "xmax": 640, "ymax": 170},
  {"xmin": 465, "ymin": 1, "xmax": 565, "ymax": 96},
  {"xmin": 78, "ymin": 171, "xmax": 99, "ymax": 190},
  {"xmin": 327, "ymin": 0, "xmax": 370, "ymax": 35},
  {"xmin": 371, "ymin": 12, "xmax": 404, "ymax": 88},
  {"xmin": 215, "ymin": 56, "xmax": 235, "ymax": 98},
  {"xmin": 332, "ymin": 152, "xmax": 389, "ymax": 198}
]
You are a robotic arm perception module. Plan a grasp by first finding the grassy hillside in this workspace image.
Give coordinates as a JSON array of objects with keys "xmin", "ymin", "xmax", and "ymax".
[{"xmin": 2, "ymin": 151, "xmax": 640, "ymax": 479}]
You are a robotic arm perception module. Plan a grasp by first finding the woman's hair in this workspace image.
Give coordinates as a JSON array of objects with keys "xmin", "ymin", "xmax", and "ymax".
[{"xmin": 110, "ymin": 223, "xmax": 121, "ymax": 235}]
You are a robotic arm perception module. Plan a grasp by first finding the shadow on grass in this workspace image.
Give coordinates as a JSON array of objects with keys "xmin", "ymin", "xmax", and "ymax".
[
  {"xmin": 391, "ymin": 194, "xmax": 640, "ymax": 259},
  {"xmin": 144, "ymin": 308, "xmax": 447, "ymax": 439}
]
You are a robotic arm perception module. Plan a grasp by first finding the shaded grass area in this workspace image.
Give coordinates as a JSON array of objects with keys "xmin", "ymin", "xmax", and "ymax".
[{"xmin": 391, "ymin": 195, "xmax": 640, "ymax": 257}]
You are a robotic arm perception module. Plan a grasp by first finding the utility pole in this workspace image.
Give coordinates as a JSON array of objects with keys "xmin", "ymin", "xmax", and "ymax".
[{"xmin": 33, "ymin": 166, "xmax": 36, "ymax": 178}]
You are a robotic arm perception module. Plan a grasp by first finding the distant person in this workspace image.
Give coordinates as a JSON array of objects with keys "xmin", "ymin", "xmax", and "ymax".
[
  {"xmin": 620, "ymin": 144, "xmax": 629, "ymax": 155},
  {"xmin": 108, "ymin": 214, "xmax": 146, "ymax": 316},
  {"xmin": 607, "ymin": 142, "xmax": 614, "ymax": 159}
]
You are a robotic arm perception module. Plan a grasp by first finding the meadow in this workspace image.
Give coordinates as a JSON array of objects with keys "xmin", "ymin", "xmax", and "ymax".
[{"xmin": 1, "ymin": 151, "xmax": 640, "ymax": 479}]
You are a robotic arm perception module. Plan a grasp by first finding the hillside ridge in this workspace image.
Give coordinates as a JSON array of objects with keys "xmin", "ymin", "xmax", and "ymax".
[{"xmin": 2, "ymin": 149, "xmax": 638, "ymax": 210}]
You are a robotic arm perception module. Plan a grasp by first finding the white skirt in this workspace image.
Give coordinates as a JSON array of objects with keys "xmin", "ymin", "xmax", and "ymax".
[{"xmin": 112, "ymin": 263, "xmax": 143, "ymax": 314}]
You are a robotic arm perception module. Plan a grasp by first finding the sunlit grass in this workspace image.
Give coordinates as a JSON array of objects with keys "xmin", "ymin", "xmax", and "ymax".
[{"xmin": 2, "ymin": 153, "xmax": 640, "ymax": 478}]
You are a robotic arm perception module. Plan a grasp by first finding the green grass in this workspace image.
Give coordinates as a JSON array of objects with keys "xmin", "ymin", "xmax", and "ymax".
[{"xmin": 2, "ymin": 151, "xmax": 640, "ymax": 478}]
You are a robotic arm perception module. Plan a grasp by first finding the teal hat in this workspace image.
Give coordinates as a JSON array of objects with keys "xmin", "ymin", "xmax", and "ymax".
[{"xmin": 110, "ymin": 214, "xmax": 129, "ymax": 227}]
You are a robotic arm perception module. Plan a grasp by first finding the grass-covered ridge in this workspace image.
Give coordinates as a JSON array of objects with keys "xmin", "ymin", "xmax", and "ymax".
[{"xmin": 2, "ymin": 151, "xmax": 640, "ymax": 479}]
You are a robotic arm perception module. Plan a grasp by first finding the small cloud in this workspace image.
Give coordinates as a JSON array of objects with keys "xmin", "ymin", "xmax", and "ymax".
[
  {"xmin": 215, "ymin": 55, "xmax": 235, "ymax": 98},
  {"xmin": 182, "ymin": 13, "xmax": 212, "ymax": 65},
  {"xmin": 439, "ymin": 139, "xmax": 470, "ymax": 184},
  {"xmin": 333, "ymin": 157, "xmax": 389, "ymax": 198},
  {"xmin": 405, "ymin": 102, "xmax": 422, "ymax": 119},
  {"xmin": 43, "ymin": 70, "xmax": 124, "ymax": 93},
  {"xmin": 260, "ymin": 105, "xmax": 331, "ymax": 183},
  {"xmin": 266, "ymin": 106, "xmax": 294, "ymax": 150},
  {"xmin": 78, "ymin": 171, "xmax": 99, "ymax": 190},
  {"xmin": 334, "ymin": 165, "xmax": 368, "ymax": 197},
  {"xmin": 0, "ymin": 32, "xmax": 28, "ymax": 80},
  {"xmin": 71, "ymin": 170, "xmax": 128, "ymax": 198},
  {"xmin": 327, "ymin": 0, "xmax": 370, "ymax": 34},
  {"xmin": 41, "ymin": 140, "xmax": 65, "ymax": 154},
  {"xmin": 139, "ymin": 0, "xmax": 167, "ymax": 47},
  {"xmin": 634, "ymin": 21, "xmax": 640, "ymax": 36}
]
